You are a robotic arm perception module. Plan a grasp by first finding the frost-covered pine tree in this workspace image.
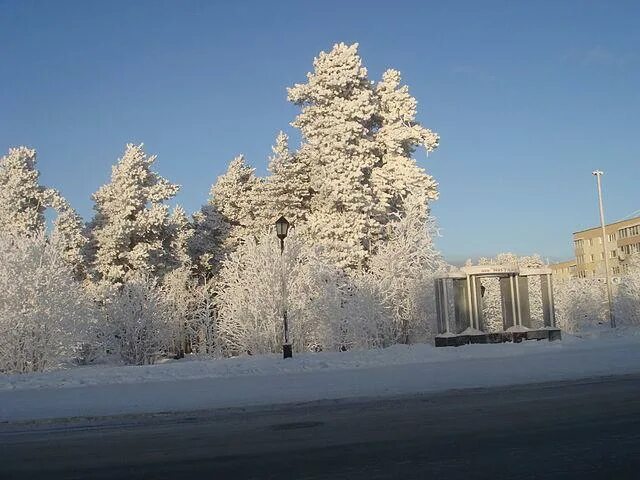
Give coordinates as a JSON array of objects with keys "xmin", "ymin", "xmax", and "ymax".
[
  {"xmin": 0, "ymin": 147, "xmax": 46, "ymax": 236},
  {"xmin": 372, "ymin": 69, "xmax": 439, "ymax": 234},
  {"xmin": 47, "ymin": 192, "xmax": 88, "ymax": 278},
  {"xmin": 259, "ymin": 132, "xmax": 310, "ymax": 230},
  {"xmin": 0, "ymin": 147, "xmax": 88, "ymax": 276},
  {"xmin": 189, "ymin": 203, "xmax": 230, "ymax": 277},
  {"xmin": 288, "ymin": 43, "xmax": 379, "ymax": 270},
  {"xmin": 209, "ymin": 155, "xmax": 261, "ymax": 247},
  {"xmin": 87, "ymin": 144, "xmax": 182, "ymax": 285},
  {"xmin": 166, "ymin": 205, "xmax": 193, "ymax": 269}
]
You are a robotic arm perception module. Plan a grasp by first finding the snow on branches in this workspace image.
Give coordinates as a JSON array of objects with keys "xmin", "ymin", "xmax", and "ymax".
[
  {"xmin": 86, "ymin": 143, "xmax": 186, "ymax": 285},
  {"xmin": 0, "ymin": 233, "xmax": 94, "ymax": 373}
]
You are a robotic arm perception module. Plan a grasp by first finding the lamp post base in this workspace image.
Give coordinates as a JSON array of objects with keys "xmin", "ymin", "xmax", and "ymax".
[{"xmin": 283, "ymin": 343, "xmax": 293, "ymax": 359}]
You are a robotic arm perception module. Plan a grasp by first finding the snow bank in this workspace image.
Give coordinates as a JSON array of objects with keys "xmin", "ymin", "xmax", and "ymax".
[{"xmin": 1, "ymin": 328, "xmax": 639, "ymax": 422}]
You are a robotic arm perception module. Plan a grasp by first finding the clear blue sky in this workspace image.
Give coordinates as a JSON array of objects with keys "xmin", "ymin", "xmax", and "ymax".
[{"xmin": 1, "ymin": 0, "xmax": 638, "ymax": 263}]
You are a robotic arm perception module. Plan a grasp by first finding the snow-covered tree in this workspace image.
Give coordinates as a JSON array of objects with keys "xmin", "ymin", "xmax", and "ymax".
[
  {"xmin": 102, "ymin": 274, "xmax": 173, "ymax": 365},
  {"xmin": 288, "ymin": 43, "xmax": 380, "ymax": 270},
  {"xmin": 188, "ymin": 277, "xmax": 219, "ymax": 355},
  {"xmin": 47, "ymin": 192, "xmax": 88, "ymax": 278},
  {"xmin": 288, "ymin": 245, "xmax": 349, "ymax": 351},
  {"xmin": 372, "ymin": 69, "xmax": 439, "ymax": 235},
  {"xmin": 0, "ymin": 232, "xmax": 94, "ymax": 374},
  {"xmin": 0, "ymin": 147, "xmax": 88, "ymax": 276},
  {"xmin": 368, "ymin": 197, "xmax": 443, "ymax": 343},
  {"xmin": 216, "ymin": 231, "xmax": 349, "ymax": 355},
  {"xmin": 189, "ymin": 203, "xmax": 230, "ymax": 277},
  {"xmin": 161, "ymin": 266, "xmax": 197, "ymax": 358},
  {"xmin": 342, "ymin": 274, "xmax": 394, "ymax": 350},
  {"xmin": 210, "ymin": 155, "xmax": 262, "ymax": 242},
  {"xmin": 554, "ymin": 278, "xmax": 606, "ymax": 333},
  {"xmin": 216, "ymin": 232, "xmax": 300, "ymax": 356},
  {"xmin": 166, "ymin": 205, "xmax": 193, "ymax": 269},
  {"xmin": 0, "ymin": 147, "xmax": 47, "ymax": 236},
  {"xmin": 86, "ymin": 143, "xmax": 183, "ymax": 285},
  {"xmin": 258, "ymin": 132, "xmax": 310, "ymax": 230},
  {"xmin": 616, "ymin": 254, "xmax": 640, "ymax": 326}
]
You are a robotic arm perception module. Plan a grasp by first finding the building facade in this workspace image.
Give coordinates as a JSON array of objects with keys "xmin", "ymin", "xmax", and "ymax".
[
  {"xmin": 573, "ymin": 216, "xmax": 640, "ymax": 278},
  {"xmin": 550, "ymin": 259, "xmax": 577, "ymax": 282}
]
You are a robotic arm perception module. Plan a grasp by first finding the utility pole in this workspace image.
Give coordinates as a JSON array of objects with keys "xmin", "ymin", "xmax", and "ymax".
[{"xmin": 592, "ymin": 170, "xmax": 616, "ymax": 328}]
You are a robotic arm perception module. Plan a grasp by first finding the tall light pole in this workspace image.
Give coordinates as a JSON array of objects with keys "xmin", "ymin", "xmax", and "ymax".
[
  {"xmin": 592, "ymin": 170, "xmax": 616, "ymax": 328},
  {"xmin": 275, "ymin": 216, "xmax": 293, "ymax": 358}
]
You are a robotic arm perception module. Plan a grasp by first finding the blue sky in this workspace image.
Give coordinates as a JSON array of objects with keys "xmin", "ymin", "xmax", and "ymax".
[{"xmin": 1, "ymin": 0, "xmax": 638, "ymax": 263}]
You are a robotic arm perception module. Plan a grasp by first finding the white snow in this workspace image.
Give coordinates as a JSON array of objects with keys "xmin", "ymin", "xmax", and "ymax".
[
  {"xmin": 460, "ymin": 327, "xmax": 486, "ymax": 335},
  {"xmin": 1, "ymin": 328, "xmax": 640, "ymax": 422},
  {"xmin": 506, "ymin": 325, "xmax": 530, "ymax": 332}
]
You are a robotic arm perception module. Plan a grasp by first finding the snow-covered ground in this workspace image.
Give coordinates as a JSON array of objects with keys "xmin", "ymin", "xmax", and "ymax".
[{"xmin": 1, "ymin": 328, "xmax": 640, "ymax": 422}]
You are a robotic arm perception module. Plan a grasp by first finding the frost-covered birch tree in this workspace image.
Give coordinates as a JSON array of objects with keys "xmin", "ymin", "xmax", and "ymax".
[
  {"xmin": 368, "ymin": 197, "xmax": 443, "ymax": 343},
  {"xmin": 0, "ymin": 233, "xmax": 94, "ymax": 374},
  {"xmin": 216, "ymin": 231, "xmax": 349, "ymax": 355},
  {"xmin": 86, "ymin": 144, "xmax": 184, "ymax": 285},
  {"xmin": 554, "ymin": 278, "xmax": 606, "ymax": 332},
  {"xmin": 102, "ymin": 274, "xmax": 173, "ymax": 365},
  {"xmin": 615, "ymin": 254, "xmax": 640, "ymax": 326}
]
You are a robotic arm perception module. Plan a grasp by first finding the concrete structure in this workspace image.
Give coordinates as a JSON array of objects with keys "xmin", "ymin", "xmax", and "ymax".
[
  {"xmin": 573, "ymin": 215, "xmax": 640, "ymax": 278},
  {"xmin": 434, "ymin": 265, "xmax": 560, "ymax": 347}
]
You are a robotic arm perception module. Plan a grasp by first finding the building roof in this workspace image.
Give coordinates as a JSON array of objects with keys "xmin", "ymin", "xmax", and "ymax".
[
  {"xmin": 573, "ymin": 214, "xmax": 640, "ymax": 236},
  {"xmin": 551, "ymin": 259, "xmax": 576, "ymax": 268}
]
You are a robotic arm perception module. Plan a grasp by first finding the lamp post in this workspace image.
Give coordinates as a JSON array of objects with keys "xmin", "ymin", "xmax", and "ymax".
[
  {"xmin": 275, "ymin": 216, "xmax": 293, "ymax": 358},
  {"xmin": 592, "ymin": 170, "xmax": 616, "ymax": 328}
]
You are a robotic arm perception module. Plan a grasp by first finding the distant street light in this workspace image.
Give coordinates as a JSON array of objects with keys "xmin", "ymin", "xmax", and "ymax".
[
  {"xmin": 592, "ymin": 170, "xmax": 616, "ymax": 328},
  {"xmin": 275, "ymin": 216, "xmax": 292, "ymax": 358}
]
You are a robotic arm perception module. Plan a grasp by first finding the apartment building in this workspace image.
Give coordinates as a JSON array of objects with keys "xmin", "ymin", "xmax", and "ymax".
[
  {"xmin": 573, "ymin": 215, "xmax": 640, "ymax": 278},
  {"xmin": 550, "ymin": 259, "xmax": 577, "ymax": 282}
]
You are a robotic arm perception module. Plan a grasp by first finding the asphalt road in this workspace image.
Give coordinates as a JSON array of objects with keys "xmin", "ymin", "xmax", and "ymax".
[{"xmin": 1, "ymin": 375, "xmax": 640, "ymax": 479}]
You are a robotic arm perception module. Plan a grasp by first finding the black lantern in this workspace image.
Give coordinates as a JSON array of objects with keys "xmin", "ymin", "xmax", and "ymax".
[{"xmin": 275, "ymin": 216, "xmax": 290, "ymax": 240}]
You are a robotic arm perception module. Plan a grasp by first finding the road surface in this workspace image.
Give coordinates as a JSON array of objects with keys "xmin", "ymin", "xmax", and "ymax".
[{"xmin": 1, "ymin": 374, "xmax": 639, "ymax": 479}]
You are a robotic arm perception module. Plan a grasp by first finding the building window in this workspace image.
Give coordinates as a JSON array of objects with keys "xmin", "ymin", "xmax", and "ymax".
[
  {"xmin": 619, "ymin": 224, "xmax": 640, "ymax": 239},
  {"xmin": 608, "ymin": 233, "xmax": 616, "ymax": 242},
  {"xmin": 609, "ymin": 250, "xmax": 616, "ymax": 259}
]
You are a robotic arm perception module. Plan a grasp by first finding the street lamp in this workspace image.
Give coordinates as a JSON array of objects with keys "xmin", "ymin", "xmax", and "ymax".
[
  {"xmin": 275, "ymin": 216, "xmax": 290, "ymax": 253},
  {"xmin": 592, "ymin": 170, "xmax": 616, "ymax": 328},
  {"xmin": 275, "ymin": 216, "xmax": 292, "ymax": 358}
]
